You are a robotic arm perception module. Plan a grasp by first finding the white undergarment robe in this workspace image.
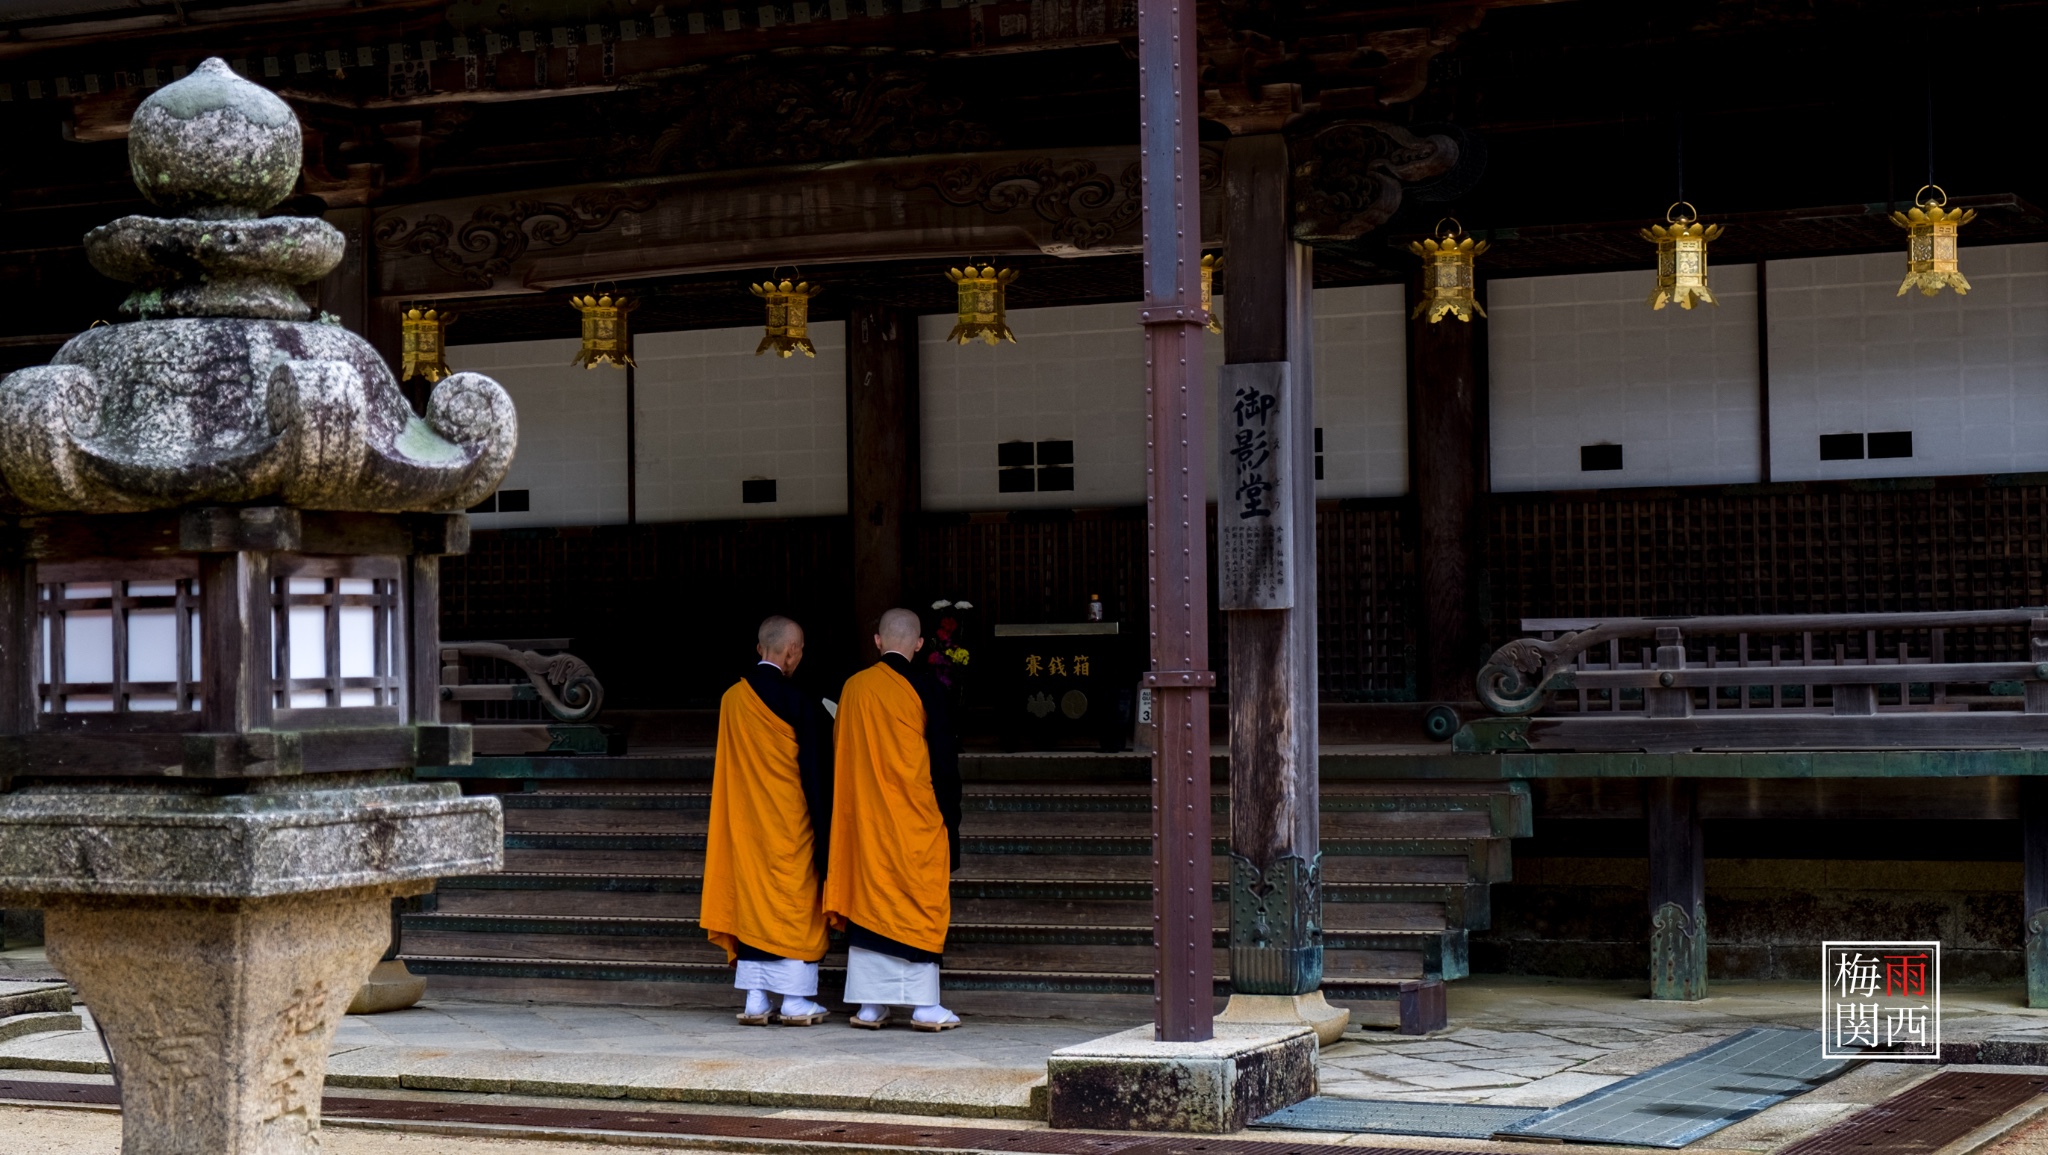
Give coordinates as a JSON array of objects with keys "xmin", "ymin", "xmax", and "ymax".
[
  {"xmin": 733, "ymin": 956, "xmax": 819, "ymax": 997},
  {"xmin": 842, "ymin": 944, "xmax": 941, "ymax": 1007}
]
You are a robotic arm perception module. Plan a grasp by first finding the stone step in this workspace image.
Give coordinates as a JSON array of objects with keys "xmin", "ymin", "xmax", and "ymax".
[
  {"xmin": 429, "ymin": 888, "xmax": 1460, "ymax": 931},
  {"xmin": 399, "ymin": 953, "xmax": 1433, "ymax": 1007},
  {"xmin": 501, "ymin": 830, "xmax": 1509, "ymax": 871},
  {"xmin": 497, "ymin": 787, "xmax": 1530, "ymax": 838},
  {"xmin": 438, "ymin": 872, "xmax": 1487, "ymax": 922},
  {"xmin": 498, "ymin": 847, "xmax": 1500, "ymax": 885},
  {"xmin": 501, "ymin": 807, "xmax": 1503, "ymax": 839},
  {"xmin": 401, "ymin": 919, "xmax": 1466, "ymax": 980}
]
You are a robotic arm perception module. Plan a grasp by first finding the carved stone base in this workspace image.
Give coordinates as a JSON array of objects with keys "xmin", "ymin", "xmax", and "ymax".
[
  {"xmin": 1216, "ymin": 991, "xmax": 1350, "ymax": 1046},
  {"xmin": 48, "ymin": 886, "xmax": 413, "ymax": 1155},
  {"xmin": 1650, "ymin": 900, "xmax": 1707, "ymax": 1002},
  {"xmin": 348, "ymin": 959, "xmax": 428, "ymax": 1015}
]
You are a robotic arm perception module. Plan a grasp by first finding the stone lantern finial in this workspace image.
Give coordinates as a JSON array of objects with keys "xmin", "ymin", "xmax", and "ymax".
[{"xmin": 128, "ymin": 56, "xmax": 303, "ymax": 221}]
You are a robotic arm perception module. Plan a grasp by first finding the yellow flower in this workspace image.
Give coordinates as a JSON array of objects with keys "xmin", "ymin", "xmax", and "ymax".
[{"xmin": 947, "ymin": 647, "xmax": 970, "ymax": 666}]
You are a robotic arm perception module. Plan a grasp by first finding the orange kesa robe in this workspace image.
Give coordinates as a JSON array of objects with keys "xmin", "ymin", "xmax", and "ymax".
[
  {"xmin": 823, "ymin": 660, "xmax": 954, "ymax": 955},
  {"xmin": 701, "ymin": 677, "xmax": 830, "ymax": 964}
]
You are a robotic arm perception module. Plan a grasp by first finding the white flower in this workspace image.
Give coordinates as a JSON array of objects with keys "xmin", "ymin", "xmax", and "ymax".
[
  {"xmin": 931, "ymin": 599, "xmax": 953, "ymax": 610},
  {"xmin": 954, "ymin": 600, "xmax": 973, "ymax": 609}
]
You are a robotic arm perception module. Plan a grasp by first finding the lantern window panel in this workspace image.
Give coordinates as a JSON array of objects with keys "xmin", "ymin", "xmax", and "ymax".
[
  {"xmin": 37, "ymin": 561, "xmax": 201, "ymax": 716},
  {"xmin": 270, "ymin": 557, "xmax": 405, "ymax": 716}
]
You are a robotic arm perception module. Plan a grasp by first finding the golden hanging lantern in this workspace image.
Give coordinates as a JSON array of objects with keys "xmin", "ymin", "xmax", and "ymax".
[
  {"xmin": 946, "ymin": 264, "xmax": 1019, "ymax": 345},
  {"xmin": 1641, "ymin": 203, "xmax": 1722, "ymax": 311},
  {"xmin": 1407, "ymin": 220, "xmax": 1488, "ymax": 323},
  {"xmin": 570, "ymin": 293, "xmax": 634, "ymax": 369},
  {"xmin": 750, "ymin": 278, "xmax": 824, "ymax": 358},
  {"xmin": 399, "ymin": 306, "xmax": 453, "ymax": 383},
  {"xmin": 1891, "ymin": 185, "xmax": 1975, "ymax": 298},
  {"xmin": 1200, "ymin": 253, "xmax": 1223, "ymax": 334}
]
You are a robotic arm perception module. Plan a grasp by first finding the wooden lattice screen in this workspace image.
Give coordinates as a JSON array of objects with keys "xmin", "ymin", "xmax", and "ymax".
[
  {"xmin": 441, "ymin": 502, "xmax": 1420, "ymax": 707},
  {"xmin": 438, "ymin": 482, "xmax": 2048, "ymax": 709},
  {"xmin": 1485, "ymin": 483, "xmax": 2048, "ymax": 659},
  {"xmin": 1316, "ymin": 502, "xmax": 1414, "ymax": 700}
]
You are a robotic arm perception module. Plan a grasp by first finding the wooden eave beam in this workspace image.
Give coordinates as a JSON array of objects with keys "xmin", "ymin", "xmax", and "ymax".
[
  {"xmin": 368, "ymin": 144, "xmax": 1224, "ymax": 301},
  {"xmin": 25, "ymin": 0, "xmax": 1549, "ymax": 132},
  {"xmin": 0, "ymin": 0, "xmax": 446, "ymax": 55}
]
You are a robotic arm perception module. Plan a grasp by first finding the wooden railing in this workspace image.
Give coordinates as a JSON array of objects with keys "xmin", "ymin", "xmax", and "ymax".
[
  {"xmin": 1471, "ymin": 610, "xmax": 2048, "ymax": 752},
  {"xmin": 440, "ymin": 640, "xmax": 604, "ymax": 724},
  {"xmin": 437, "ymin": 640, "xmax": 609, "ymax": 759}
]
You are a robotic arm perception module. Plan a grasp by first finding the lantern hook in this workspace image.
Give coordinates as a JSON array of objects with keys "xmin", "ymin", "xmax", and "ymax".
[
  {"xmin": 1665, "ymin": 202, "xmax": 1698, "ymax": 226},
  {"xmin": 1433, "ymin": 217, "xmax": 1464, "ymax": 241},
  {"xmin": 1915, "ymin": 184, "xmax": 1948, "ymax": 209}
]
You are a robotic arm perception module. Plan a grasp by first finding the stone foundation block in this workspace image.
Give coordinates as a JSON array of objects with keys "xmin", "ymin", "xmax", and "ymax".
[{"xmin": 1045, "ymin": 1024, "xmax": 1315, "ymax": 1132}]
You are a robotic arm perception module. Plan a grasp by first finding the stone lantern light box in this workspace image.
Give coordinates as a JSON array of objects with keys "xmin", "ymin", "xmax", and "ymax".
[{"xmin": 0, "ymin": 58, "xmax": 517, "ymax": 1155}]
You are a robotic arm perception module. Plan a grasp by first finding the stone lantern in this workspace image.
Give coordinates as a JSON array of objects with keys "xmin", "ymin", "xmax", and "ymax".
[{"xmin": 0, "ymin": 59, "xmax": 512, "ymax": 1154}]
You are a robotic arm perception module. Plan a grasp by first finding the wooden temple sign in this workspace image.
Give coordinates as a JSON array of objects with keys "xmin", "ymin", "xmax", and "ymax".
[
  {"xmin": 372, "ymin": 146, "xmax": 1223, "ymax": 297},
  {"xmin": 1216, "ymin": 362, "xmax": 1294, "ymax": 611}
]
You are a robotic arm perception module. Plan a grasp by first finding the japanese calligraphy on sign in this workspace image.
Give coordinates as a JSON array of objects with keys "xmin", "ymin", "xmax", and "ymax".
[
  {"xmin": 1217, "ymin": 361, "xmax": 1294, "ymax": 610},
  {"xmin": 1024, "ymin": 654, "xmax": 1092, "ymax": 677},
  {"xmin": 1822, "ymin": 941, "xmax": 1939, "ymax": 1059}
]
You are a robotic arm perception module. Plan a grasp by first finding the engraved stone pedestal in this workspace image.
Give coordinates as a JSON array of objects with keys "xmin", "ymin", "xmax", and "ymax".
[
  {"xmin": 0, "ymin": 783, "xmax": 501, "ymax": 1155},
  {"xmin": 52, "ymin": 890, "xmax": 414, "ymax": 1152}
]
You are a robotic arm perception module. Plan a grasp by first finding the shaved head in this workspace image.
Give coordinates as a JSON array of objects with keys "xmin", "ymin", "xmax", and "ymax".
[
  {"xmin": 875, "ymin": 607, "xmax": 923, "ymax": 658},
  {"xmin": 758, "ymin": 615, "xmax": 801, "ymax": 651},
  {"xmin": 756, "ymin": 615, "xmax": 805, "ymax": 675}
]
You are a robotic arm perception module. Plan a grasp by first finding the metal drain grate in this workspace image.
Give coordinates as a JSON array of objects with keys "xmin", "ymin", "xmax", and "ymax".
[
  {"xmin": 1776, "ymin": 1071, "xmax": 2048, "ymax": 1155},
  {"xmin": 1252, "ymin": 1098, "xmax": 1540, "ymax": 1138},
  {"xmin": 1500, "ymin": 1027, "xmax": 1853, "ymax": 1148}
]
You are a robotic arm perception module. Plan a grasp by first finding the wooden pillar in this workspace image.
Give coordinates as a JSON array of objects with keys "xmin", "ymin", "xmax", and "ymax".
[
  {"xmin": 1645, "ymin": 777, "xmax": 1706, "ymax": 1000},
  {"xmin": 2024, "ymin": 778, "xmax": 2048, "ymax": 1007},
  {"xmin": 845, "ymin": 304, "xmax": 920, "ymax": 654},
  {"xmin": 1406, "ymin": 273, "xmax": 1485, "ymax": 703},
  {"xmin": 1217, "ymin": 135, "xmax": 1329, "ymax": 1021}
]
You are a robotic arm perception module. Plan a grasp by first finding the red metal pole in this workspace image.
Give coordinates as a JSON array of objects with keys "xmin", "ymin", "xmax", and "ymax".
[{"xmin": 1138, "ymin": 0, "xmax": 1214, "ymax": 1044}]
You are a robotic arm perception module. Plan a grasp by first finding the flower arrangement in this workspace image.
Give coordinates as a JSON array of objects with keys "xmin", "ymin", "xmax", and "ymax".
[{"xmin": 927, "ymin": 598, "xmax": 974, "ymax": 688}]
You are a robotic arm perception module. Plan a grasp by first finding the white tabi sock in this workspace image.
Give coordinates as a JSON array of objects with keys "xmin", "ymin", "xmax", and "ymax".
[
  {"xmin": 744, "ymin": 989, "xmax": 771, "ymax": 1017},
  {"xmin": 855, "ymin": 1003, "xmax": 888, "ymax": 1023},
  {"xmin": 780, "ymin": 995, "xmax": 827, "ymax": 1018},
  {"xmin": 911, "ymin": 1004, "xmax": 958, "ymax": 1025}
]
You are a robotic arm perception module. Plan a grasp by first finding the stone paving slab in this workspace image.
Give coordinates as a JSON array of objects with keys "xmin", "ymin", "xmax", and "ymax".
[
  {"xmin": 1316, "ymin": 976, "xmax": 2048, "ymax": 1109},
  {"xmin": 0, "ymin": 1000, "xmax": 1078, "ymax": 1120}
]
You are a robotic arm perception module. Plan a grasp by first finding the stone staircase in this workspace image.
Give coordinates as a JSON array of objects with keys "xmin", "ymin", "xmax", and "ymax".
[{"xmin": 402, "ymin": 774, "xmax": 1528, "ymax": 1027}]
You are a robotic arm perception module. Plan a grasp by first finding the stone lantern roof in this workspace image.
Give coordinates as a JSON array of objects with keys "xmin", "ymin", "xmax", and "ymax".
[{"xmin": 0, "ymin": 56, "xmax": 515, "ymax": 515}]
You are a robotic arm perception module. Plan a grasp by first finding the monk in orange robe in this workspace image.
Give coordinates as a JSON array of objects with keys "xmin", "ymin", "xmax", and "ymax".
[
  {"xmin": 702, "ymin": 615, "xmax": 835, "ymax": 1026},
  {"xmin": 825, "ymin": 607, "xmax": 963, "ymax": 1031}
]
